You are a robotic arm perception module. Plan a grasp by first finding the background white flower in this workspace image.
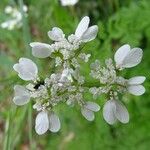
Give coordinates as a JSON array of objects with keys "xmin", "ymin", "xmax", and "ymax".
[
  {"xmin": 4, "ymin": 6, "xmax": 13, "ymax": 14},
  {"xmin": 103, "ymin": 99, "xmax": 129, "ymax": 125},
  {"xmin": 127, "ymin": 76, "xmax": 146, "ymax": 96},
  {"xmin": 1, "ymin": 5, "xmax": 28, "ymax": 30},
  {"xmin": 60, "ymin": 0, "xmax": 78, "ymax": 6},
  {"xmin": 114, "ymin": 44, "xmax": 143, "ymax": 69},
  {"xmin": 13, "ymin": 58, "xmax": 38, "ymax": 81}
]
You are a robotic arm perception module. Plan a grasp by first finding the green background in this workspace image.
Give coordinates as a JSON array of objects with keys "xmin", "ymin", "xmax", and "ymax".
[{"xmin": 0, "ymin": 0, "xmax": 150, "ymax": 149}]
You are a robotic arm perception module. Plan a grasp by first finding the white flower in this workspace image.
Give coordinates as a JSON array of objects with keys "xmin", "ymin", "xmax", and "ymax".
[
  {"xmin": 75, "ymin": 16, "xmax": 98, "ymax": 43},
  {"xmin": 30, "ymin": 42, "xmax": 52, "ymax": 58},
  {"xmin": 12, "ymin": 11, "xmax": 146, "ymax": 134},
  {"xmin": 59, "ymin": 68, "xmax": 73, "ymax": 83},
  {"xmin": 81, "ymin": 101, "xmax": 100, "ymax": 121},
  {"xmin": 13, "ymin": 58, "xmax": 38, "ymax": 81},
  {"xmin": 60, "ymin": 0, "xmax": 78, "ymax": 6},
  {"xmin": 103, "ymin": 99, "xmax": 129, "ymax": 125},
  {"xmin": 1, "ymin": 5, "xmax": 28, "ymax": 30},
  {"xmin": 13, "ymin": 85, "xmax": 30, "ymax": 106},
  {"xmin": 127, "ymin": 76, "xmax": 146, "ymax": 96},
  {"xmin": 5, "ymin": 6, "xmax": 13, "ymax": 14},
  {"xmin": 114, "ymin": 44, "xmax": 143, "ymax": 69},
  {"xmin": 30, "ymin": 16, "xmax": 98, "ymax": 60},
  {"xmin": 1, "ymin": 20, "xmax": 16, "ymax": 30},
  {"xmin": 33, "ymin": 102, "xmax": 43, "ymax": 111},
  {"xmin": 48, "ymin": 27, "xmax": 65, "ymax": 41},
  {"xmin": 4, "ymin": 5, "xmax": 27, "ymax": 14},
  {"xmin": 23, "ymin": 5, "xmax": 28, "ymax": 12},
  {"xmin": 78, "ymin": 53, "xmax": 91, "ymax": 62},
  {"xmin": 35, "ymin": 111, "xmax": 61, "ymax": 135}
]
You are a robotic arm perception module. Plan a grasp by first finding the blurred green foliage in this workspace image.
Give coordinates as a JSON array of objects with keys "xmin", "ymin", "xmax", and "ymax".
[{"xmin": 0, "ymin": 0, "xmax": 150, "ymax": 150}]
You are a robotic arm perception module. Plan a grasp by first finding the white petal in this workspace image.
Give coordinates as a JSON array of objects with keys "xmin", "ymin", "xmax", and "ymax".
[
  {"xmin": 30, "ymin": 42, "xmax": 52, "ymax": 58},
  {"xmin": 60, "ymin": 68, "xmax": 73, "ymax": 83},
  {"xmin": 13, "ymin": 96, "xmax": 30, "ymax": 106},
  {"xmin": 128, "ymin": 76, "xmax": 146, "ymax": 85},
  {"xmin": 81, "ymin": 25, "xmax": 98, "ymax": 42},
  {"xmin": 103, "ymin": 100, "xmax": 117, "ymax": 125},
  {"xmin": 13, "ymin": 58, "xmax": 38, "ymax": 81},
  {"xmin": 75, "ymin": 16, "xmax": 90, "ymax": 38},
  {"xmin": 114, "ymin": 100, "xmax": 129, "ymax": 124},
  {"xmin": 48, "ymin": 27, "xmax": 65, "ymax": 41},
  {"xmin": 14, "ymin": 85, "xmax": 29, "ymax": 96},
  {"xmin": 122, "ymin": 48, "xmax": 143, "ymax": 68},
  {"xmin": 114, "ymin": 44, "xmax": 130, "ymax": 68},
  {"xmin": 81, "ymin": 107, "xmax": 95, "ymax": 121},
  {"xmin": 13, "ymin": 85, "xmax": 30, "ymax": 106},
  {"xmin": 35, "ymin": 111, "xmax": 49, "ymax": 135},
  {"xmin": 128, "ymin": 85, "xmax": 145, "ymax": 96},
  {"xmin": 84, "ymin": 101, "xmax": 100, "ymax": 112},
  {"xmin": 49, "ymin": 112, "xmax": 61, "ymax": 133}
]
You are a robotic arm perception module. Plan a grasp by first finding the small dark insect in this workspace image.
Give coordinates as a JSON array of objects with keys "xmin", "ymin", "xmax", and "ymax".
[{"xmin": 34, "ymin": 81, "xmax": 45, "ymax": 89}]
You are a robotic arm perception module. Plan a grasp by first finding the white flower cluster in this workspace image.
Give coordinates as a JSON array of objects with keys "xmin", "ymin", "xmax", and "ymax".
[
  {"xmin": 1, "ymin": 5, "xmax": 28, "ymax": 30},
  {"xmin": 13, "ymin": 16, "xmax": 146, "ymax": 135},
  {"xmin": 90, "ymin": 44, "xmax": 146, "ymax": 124},
  {"xmin": 13, "ymin": 16, "xmax": 99, "ymax": 135}
]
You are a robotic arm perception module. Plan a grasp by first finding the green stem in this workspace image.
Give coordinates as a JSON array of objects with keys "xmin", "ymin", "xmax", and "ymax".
[
  {"xmin": 114, "ymin": 0, "xmax": 119, "ymax": 11},
  {"xmin": 74, "ymin": 44, "xmax": 86, "ymax": 57},
  {"xmin": 18, "ymin": 0, "xmax": 31, "ymax": 57},
  {"xmin": 69, "ymin": 6, "xmax": 76, "ymax": 19},
  {"xmin": 3, "ymin": 112, "xmax": 11, "ymax": 150},
  {"xmin": 28, "ymin": 103, "xmax": 33, "ymax": 150},
  {"xmin": 83, "ymin": 81, "xmax": 102, "ymax": 88}
]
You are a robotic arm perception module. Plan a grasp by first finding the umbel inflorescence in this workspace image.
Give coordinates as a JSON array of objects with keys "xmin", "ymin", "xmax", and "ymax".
[{"xmin": 13, "ymin": 16, "xmax": 146, "ymax": 135}]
